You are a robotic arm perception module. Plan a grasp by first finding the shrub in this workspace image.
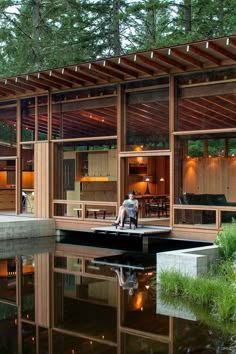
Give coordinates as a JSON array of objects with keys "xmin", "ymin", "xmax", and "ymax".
[
  {"xmin": 159, "ymin": 271, "xmax": 188, "ymax": 296},
  {"xmin": 215, "ymin": 220, "xmax": 236, "ymax": 260}
]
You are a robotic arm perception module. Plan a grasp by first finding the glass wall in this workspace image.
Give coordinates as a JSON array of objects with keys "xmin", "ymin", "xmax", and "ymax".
[
  {"xmin": 174, "ymin": 69, "xmax": 236, "ymax": 226},
  {"xmin": 124, "ymin": 78, "xmax": 169, "ymax": 152},
  {"xmin": 21, "ymin": 255, "xmax": 35, "ymax": 321},
  {"xmin": 51, "ymin": 86, "xmax": 117, "ymax": 140},
  {"xmin": 0, "ymin": 100, "xmax": 17, "ymax": 150},
  {"xmin": 54, "ymin": 272, "xmax": 117, "ymax": 342}
]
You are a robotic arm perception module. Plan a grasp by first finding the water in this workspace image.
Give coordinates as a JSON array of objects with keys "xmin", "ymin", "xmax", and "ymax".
[{"xmin": 0, "ymin": 234, "xmax": 235, "ymax": 354}]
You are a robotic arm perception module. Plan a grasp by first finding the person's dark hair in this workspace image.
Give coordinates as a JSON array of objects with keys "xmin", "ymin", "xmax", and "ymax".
[{"xmin": 128, "ymin": 191, "xmax": 135, "ymax": 195}]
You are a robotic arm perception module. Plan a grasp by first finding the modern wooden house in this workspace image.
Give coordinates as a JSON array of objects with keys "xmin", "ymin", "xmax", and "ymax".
[{"xmin": 1, "ymin": 35, "xmax": 236, "ymax": 241}]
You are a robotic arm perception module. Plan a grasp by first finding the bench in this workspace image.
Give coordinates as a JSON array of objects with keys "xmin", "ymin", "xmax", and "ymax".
[
  {"xmin": 86, "ymin": 208, "xmax": 106, "ymax": 219},
  {"xmin": 73, "ymin": 208, "xmax": 83, "ymax": 217}
]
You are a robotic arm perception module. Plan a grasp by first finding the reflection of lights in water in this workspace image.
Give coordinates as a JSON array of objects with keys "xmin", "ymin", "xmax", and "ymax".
[{"xmin": 134, "ymin": 292, "xmax": 144, "ymax": 309}]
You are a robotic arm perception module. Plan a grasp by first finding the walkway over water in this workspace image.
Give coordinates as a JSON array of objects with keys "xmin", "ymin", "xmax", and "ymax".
[{"xmin": 92, "ymin": 225, "xmax": 172, "ymax": 252}]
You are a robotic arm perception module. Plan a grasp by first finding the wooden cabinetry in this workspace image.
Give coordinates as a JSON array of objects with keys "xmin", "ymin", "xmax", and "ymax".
[
  {"xmin": 0, "ymin": 189, "xmax": 15, "ymax": 210},
  {"xmin": 77, "ymin": 150, "xmax": 117, "ymax": 181},
  {"xmin": 88, "ymin": 151, "xmax": 108, "ymax": 177}
]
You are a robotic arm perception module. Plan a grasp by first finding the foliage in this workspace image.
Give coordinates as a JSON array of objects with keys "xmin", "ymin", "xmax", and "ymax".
[
  {"xmin": 159, "ymin": 222, "xmax": 236, "ymax": 322},
  {"xmin": 215, "ymin": 220, "xmax": 236, "ymax": 260},
  {"xmin": 0, "ymin": 0, "xmax": 236, "ymax": 77},
  {"xmin": 159, "ymin": 271, "xmax": 236, "ymax": 322}
]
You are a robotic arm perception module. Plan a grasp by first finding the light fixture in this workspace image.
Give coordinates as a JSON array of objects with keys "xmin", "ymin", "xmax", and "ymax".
[{"xmin": 144, "ymin": 176, "xmax": 151, "ymax": 194}]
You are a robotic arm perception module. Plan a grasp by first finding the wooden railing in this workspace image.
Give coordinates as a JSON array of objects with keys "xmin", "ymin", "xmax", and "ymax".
[
  {"xmin": 173, "ymin": 204, "xmax": 236, "ymax": 229},
  {"xmin": 52, "ymin": 199, "xmax": 117, "ymax": 221}
]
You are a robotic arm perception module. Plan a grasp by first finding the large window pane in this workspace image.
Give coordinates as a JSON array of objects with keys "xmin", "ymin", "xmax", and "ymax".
[
  {"xmin": 21, "ymin": 97, "xmax": 35, "ymax": 142},
  {"xmin": 125, "ymin": 85, "xmax": 169, "ymax": 151},
  {"xmin": 0, "ymin": 258, "xmax": 17, "ymax": 302},
  {"xmin": 52, "ymin": 87, "xmax": 117, "ymax": 140},
  {"xmin": 0, "ymin": 100, "xmax": 17, "ymax": 150},
  {"xmin": 176, "ymin": 70, "xmax": 236, "ymax": 132},
  {"xmin": 53, "ymin": 140, "xmax": 117, "ymax": 205}
]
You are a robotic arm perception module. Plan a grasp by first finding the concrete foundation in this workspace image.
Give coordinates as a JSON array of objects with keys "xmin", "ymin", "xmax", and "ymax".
[{"xmin": 0, "ymin": 216, "xmax": 56, "ymax": 240}]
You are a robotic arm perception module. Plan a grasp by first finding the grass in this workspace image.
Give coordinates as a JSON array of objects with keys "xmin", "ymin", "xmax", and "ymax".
[{"xmin": 159, "ymin": 221, "xmax": 236, "ymax": 323}]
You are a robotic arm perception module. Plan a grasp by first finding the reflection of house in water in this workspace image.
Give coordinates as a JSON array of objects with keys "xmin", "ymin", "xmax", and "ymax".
[{"xmin": 0, "ymin": 236, "xmax": 230, "ymax": 353}]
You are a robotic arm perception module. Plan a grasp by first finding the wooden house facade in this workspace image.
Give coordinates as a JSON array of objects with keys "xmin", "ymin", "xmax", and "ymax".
[{"xmin": 0, "ymin": 35, "xmax": 236, "ymax": 241}]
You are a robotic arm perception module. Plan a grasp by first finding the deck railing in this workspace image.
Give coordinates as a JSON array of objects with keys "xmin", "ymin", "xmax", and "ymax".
[
  {"xmin": 52, "ymin": 199, "xmax": 117, "ymax": 222},
  {"xmin": 173, "ymin": 204, "xmax": 236, "ymax": 229}
]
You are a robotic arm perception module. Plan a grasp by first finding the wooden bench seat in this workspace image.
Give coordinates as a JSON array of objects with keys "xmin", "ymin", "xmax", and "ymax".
[
  {"xmin": 86, "ymin": 208, "xmax": 106, "ymax": 219},
  {"xmin": 73, "ymin": 208, "xmax": 82, "ymax": 217}
]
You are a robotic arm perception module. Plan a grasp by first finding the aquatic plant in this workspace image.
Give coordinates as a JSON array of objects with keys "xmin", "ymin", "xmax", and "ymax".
[
  {"xmin": 215, "ymin": 220, "xmax": 236, "ymax": 260},
  {"xmin": 159, "ymin": 271, "xmax": 236, "ymax": 322}
]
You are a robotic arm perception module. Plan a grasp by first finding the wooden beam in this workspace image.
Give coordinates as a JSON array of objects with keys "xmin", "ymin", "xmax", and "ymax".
[
  {"xmin": 136, "ymin": 54, "xmax": 169, "ymax": 73},
  {"xmin": 169, "ymin": 48, "xmax": 203, "ymax": 68},
  {"xmin": 188, "ymin": 45, "xmax": 221, "ymax": 65},
  {"xmin": 122, "ymin": 57, "xmax": 154, "ymax": 75},
  {"xmin": 151, "ymin": 51, "xmax": 186, "ymax": 71},
  {"xmin": 207, "ymin": 41, "xmax": 236, "ymax": 61},
  {"xmin": 65, "ymin": 67, "xmax": 98, "ymax": 84}
]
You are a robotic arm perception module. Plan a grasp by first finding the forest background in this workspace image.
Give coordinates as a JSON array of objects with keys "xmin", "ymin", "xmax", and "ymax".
[{"xmin": 0, "ymin": 0, "xmax": 236, "ymax": 78}]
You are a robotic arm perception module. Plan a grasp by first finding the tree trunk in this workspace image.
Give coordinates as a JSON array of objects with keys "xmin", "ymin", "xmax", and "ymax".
[
  {"xmin": 184, "ymin": 0, "xmax": 192, "ymax": 33},
  {"xmin": 112, "ymin": 0, "xmax": 121, "ymax": 55},
  {"xmin": 32, "ymin": 0, "xmax": 41, "ymax": 67}
]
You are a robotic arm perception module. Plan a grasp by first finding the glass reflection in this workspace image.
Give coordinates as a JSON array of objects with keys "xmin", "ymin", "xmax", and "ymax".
[
  {"xmin": 21, "ymin": 255, "xmax": 35, "ymax": 321},
  {"xmin": 54, "ymin": 273, "xmax": 117, "ymax": 342},
  {"xmin": 0, "ymin": 258, "xmax": 16, "ymax": 302},
  {"xmin": 0, "ymin": 302, "xmax": 17, "ymax": 354}
]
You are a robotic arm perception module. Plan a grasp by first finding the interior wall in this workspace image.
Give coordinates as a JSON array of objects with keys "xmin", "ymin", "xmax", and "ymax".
[{"xmin": 183, "ymin": 157, "xmax": 236, "ymax": 201}]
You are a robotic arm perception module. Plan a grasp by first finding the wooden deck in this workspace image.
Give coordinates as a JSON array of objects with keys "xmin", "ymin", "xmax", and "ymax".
[{"xmin": 92, "ymin": 225, "xmax": 172, "ymax": 252}]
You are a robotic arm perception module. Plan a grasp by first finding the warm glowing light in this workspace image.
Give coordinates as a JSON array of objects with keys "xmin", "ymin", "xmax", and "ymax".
[
  {"xmin": 102, "ymin": 335, "xmax": 105, "ymax": 339},
  {"xmin": 145, "ymin": 285, "xmax": 150, "ymax": 290},
  {"xmin": 160, "ymin": 177, "xmax": 164, "ymax": 182},
  {"xmin": 90, "ymin": 341, "xmax": 93, "ymax": 345},
  {"xmin": 137, "ymin": 157, "xmax": 143, "ymax": 163},
  {"xmin": 140, "ymin": 307, "xmax": 143, "ymax": 311}
]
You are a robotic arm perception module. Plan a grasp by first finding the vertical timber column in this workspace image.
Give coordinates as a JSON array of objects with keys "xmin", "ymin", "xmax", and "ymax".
[
  {"xmin": 34, "ymin": 253, "xmax": 51, "ymax": 327},
  {"xmin": 117, "ymin": 84, "xmax": 125, "ymax": 206},
  {"xmin": 169, "ymin": 75, "xmax": 175, "ymax": 226},
  {"xmin": 16, "ymin": 99, "xmax": 21, "ymax": 214},
  {"xmin": 34, "ymin": 141, "xmax": 50, "ymax": 217}
]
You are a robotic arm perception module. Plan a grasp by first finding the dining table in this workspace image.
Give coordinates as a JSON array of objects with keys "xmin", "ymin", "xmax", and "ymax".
[{"xmin": 135, "ymin": 194, "xmax": 169, "ymax": 218}]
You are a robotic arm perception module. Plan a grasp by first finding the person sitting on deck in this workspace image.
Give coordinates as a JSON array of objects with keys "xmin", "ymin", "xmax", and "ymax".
[{"xmin": 113, "ymin": 191, "xmax": 138, "ymax": 229}]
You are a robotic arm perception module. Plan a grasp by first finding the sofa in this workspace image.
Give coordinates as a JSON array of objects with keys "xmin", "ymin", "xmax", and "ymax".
[{"xmin": 178, "ymin": 193, "xmax": 236, "ymax": 223}]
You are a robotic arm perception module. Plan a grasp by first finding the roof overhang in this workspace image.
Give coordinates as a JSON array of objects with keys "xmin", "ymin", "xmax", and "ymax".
[{"xmin": 1, "ymin": 35, "xmax": 236, "ymax": 100}]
